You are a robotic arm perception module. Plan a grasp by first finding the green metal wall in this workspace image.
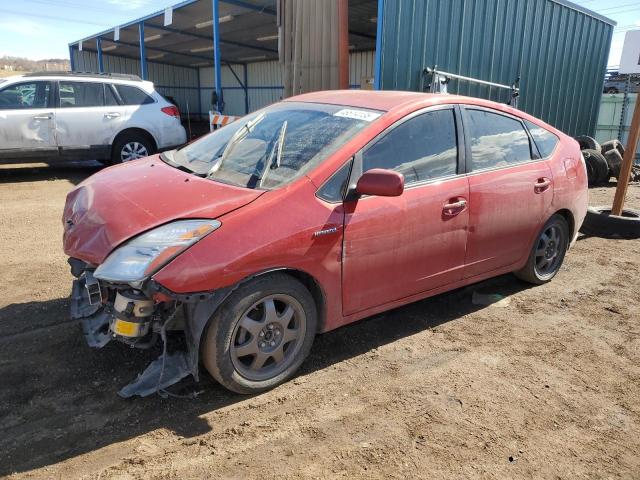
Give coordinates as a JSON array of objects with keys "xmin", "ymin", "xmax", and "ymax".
[{"xmin": 378, "ymin": 0, "xmax": 614, "ymax": 137}]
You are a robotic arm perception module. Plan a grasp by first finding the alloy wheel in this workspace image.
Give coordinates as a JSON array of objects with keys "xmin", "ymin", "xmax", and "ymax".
[
  {"xmin": 120, "ymin": 142, "xmax": 149, "ymax": 162},
  {"xmin": 230, "ymin": 294, "xmax": 307, "ymax": 382},
  {"xmin": 534, "ymin": 224, "xmax": 565, "ymax": 277}
]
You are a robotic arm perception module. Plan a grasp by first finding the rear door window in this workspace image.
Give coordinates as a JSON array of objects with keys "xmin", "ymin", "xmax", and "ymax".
[
  {"xmin": 59, "ymin": 81, "xmax": 104, "ymax": 108},
  {"xmin": 465, "ymin": 109, "xmax": 533, "ymax": 171},
  {"xmin": 525, "ymin": 120, "xmax": 559, "ymax": 158},
  {"xmin": 104, "ymin": 84, "xmax": 120, "ymax": 106},
  {"xmin": 115, "ymin": 85, "xmax": 154, "ymax": 105},
  {"xmin": 362, "ymin": 108, "xmax": 458, "ymax": 185},
  {"xmin": 0, "ymin": 81, "xmax": 51, "ymax": 109}
]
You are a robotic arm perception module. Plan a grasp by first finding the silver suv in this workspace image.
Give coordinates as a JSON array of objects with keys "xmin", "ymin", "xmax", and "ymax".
[{"xmin": 0, "ymin": 72, "xmax": 187, "ymax": 164}]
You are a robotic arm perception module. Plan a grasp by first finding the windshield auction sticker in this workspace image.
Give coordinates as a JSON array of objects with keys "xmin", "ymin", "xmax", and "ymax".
[{"xmin": 334, "ymin": 109, "xmax": 381, "ymax": 122}]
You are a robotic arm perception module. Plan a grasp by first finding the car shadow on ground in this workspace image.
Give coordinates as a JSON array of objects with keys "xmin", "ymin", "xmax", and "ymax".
[
  {"xmin": 0, "ymin": 273, "xmax": 532, "ymax": 476},
  {"xmin": 0, "ymin": 161, "xmax": 103, "ymax": 186}
]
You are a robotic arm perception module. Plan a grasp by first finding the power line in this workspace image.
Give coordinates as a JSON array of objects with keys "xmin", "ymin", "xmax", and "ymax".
[
  {"xmin": 20, "ymin": 0, "xmax": 125, "ymax": 16},
  {"xmin": 0, "ymin": 8, "xmax": 112, "ymax": 27},
  {"xmin": 597, "ymin": 2, "xmax": 640, "ymax": 13}
]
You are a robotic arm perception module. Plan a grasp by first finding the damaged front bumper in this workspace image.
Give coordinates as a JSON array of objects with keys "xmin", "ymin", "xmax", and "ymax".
[{"xmin": 69, "ymin": 258, "xmax": 232, "ymax": 398}]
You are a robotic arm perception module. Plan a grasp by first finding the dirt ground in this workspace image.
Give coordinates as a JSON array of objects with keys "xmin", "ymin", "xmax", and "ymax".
[{"xmin": 1, "ymin": 162, "xmax": 639, "ymax": 479}]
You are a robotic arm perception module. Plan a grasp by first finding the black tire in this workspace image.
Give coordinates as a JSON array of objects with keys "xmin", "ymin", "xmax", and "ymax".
[
  {"xmin": 601, "ymin": 139, "xmax": 625, "ymax": 158},
  {"xmin": 201, "ymin": 273, "xmax": 317, "ymax": 394},
  {"xmin": 579, "ymin": 206, "xmax": 640, "ymax": 239},
  {"xmin": 110, "ymin": 133, "xmax": 154, "ymax": 164},
  {"xmin": 605, "ymin": 87, "xmax": 618, "ymax": 94},
  {"xmin": 582, "ymin": 149, "xmax": 609, "ymax": 186},
  {"xmin": 575, "ymin": 135, "xmax": 601, "ymax": 152},
  {"xmin": 515, "ymin": 214, "xmax": 569, "ymax": 285},
  {"xmin": 603, "ymin": 148, "xmax": 623, "ymax": 179}
]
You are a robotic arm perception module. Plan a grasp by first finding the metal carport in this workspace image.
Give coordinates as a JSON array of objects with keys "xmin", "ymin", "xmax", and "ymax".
[
  {"xmin": 71, "ymin": 0, "xmax": 614, "ymax": 137},
  {"xmin": 69, "ymin": 0, "xmax": 377, "ymax": 120}
]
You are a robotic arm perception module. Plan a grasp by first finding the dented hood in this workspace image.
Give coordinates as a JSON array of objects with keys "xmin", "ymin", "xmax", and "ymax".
[{"xmin": 63, "ymin": 155, "xmax": 263, "ymax": 265}]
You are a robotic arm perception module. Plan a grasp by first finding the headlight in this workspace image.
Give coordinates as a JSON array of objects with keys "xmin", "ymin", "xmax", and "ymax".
[{"xmin": 94, "ymin": 219, "xmax": 221, "ymax": 283}]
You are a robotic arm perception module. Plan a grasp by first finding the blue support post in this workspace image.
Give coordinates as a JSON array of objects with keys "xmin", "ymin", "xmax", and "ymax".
[
  {"xmin": 69, "ymin": 45, "xmax": 75, "ymax": 71},
  {"xmin": 243, "ymin": 63, "xmax": 249, "ymax": 114},
  {"xmin": 196, "ymin": 67, "xmax": 202, "ymax": 120},
  {"xmin": 139, "ymin": 22, "xmax": 148, "ymax": 80},
  {"xmin": 373, "ymin": 0, "xmax": 385, "ymax": 90},
  {"xmin": 96, "ymin": 37, "xmax": 104, "ymax": 73},
  {"xmin": 212, "ymin": 0, "xmax": 223, "ymax": 113}
]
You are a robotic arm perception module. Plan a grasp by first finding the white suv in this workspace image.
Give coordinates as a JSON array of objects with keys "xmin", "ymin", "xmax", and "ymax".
[{"xmin": 0, "ymin": 72, "xmax": 187, "ymax": 164}]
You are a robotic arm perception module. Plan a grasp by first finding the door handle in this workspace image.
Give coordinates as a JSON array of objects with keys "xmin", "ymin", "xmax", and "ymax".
[
  {"xmin": 104, "ymin": 112, "xmax": 121, "ymax": 119},
  {"xmin": 443, "ymin": 199, "xmax": 467, "ymax": 217},
  {"xmin": 534, "ymin": 177, "xmax": 552, "ymax": 193},
  {"xmin": 33, "ymin": 114, "xmax": 52, "ymax": 120}
]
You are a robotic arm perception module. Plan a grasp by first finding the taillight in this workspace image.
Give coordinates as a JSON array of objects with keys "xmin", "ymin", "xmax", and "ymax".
[{"xmin": 161, "ymin": 105, "xmax": 180, "ymax": 119}]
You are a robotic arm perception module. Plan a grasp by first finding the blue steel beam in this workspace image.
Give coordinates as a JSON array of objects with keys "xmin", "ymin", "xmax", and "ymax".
[
  {"xmin": 373, "ymin": 0, "xmax": 384, "ymax": 90},
  {"xmin": 69, "ymin": 45, "xmax": 75, "ymax": 71},
  {"xmin": 139, "ymin": 22, "xmax": 147, "ymax": 80},
  {"xmin": 223, "ymin": 0, "xmax": 276, "ymax": 15},
  {"xmin": 225, "ymin": 62, "xmax": 245, "ymax": 89},
  {"xmin": 91, "ymin": 50, "xmax": 199, "ymax": 70},
  {"xmin": 212, "ymin": 0, "xmax": 223, "ymax": 112},
  {"xmin": 243, "ymin": 63, "xmax": 249, "ymax": 114},
  {"xmin": 197, "ymin": 69, "xmax": 202, "ymax": 120},
  {"xmin": 96, "ymin": 37, "xmax": 104, "ymax": 73},
  {"xmin": 143, "ymin": 24, "xmax": 278, "ymax": 54},
  {"xmin": 100, "ymin": 37, "xmax": 213, "ymax": 62}
]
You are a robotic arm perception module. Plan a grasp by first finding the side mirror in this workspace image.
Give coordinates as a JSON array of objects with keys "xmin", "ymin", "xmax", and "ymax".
[{"xmin": 355, "ymin": 169, "xmax": 404, "ymax": 197}]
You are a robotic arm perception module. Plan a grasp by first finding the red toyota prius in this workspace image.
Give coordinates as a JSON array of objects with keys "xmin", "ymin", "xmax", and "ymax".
[{"xmin": 63, "ymin": 91, "xmax": 587, "ymax": 396}]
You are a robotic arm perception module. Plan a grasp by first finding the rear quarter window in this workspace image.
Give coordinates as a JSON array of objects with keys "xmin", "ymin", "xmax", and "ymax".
[
  {"xmin": 525, "ymin": 120, "xmax": 560, "ymax": 158},
  {"xmin": 115, "ymin": 85, "xmax": 154, "ymax": 105}
]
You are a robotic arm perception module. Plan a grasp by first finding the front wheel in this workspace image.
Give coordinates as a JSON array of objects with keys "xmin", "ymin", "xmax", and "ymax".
[
  {"xmin": 515, "ymin": 215, "xmax": 569, "ymax": 285},
  {"xmin": 201, "ymin": 273, "xmax": 317, "ymax": 394}
]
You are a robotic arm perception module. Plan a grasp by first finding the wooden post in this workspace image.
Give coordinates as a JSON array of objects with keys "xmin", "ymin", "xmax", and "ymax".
[{"xmin": 612, "ymin": 93, "xmax": 640, "ymax": 215}]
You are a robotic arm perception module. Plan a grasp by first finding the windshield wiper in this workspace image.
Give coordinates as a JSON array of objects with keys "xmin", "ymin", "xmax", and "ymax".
[
  {"xmin": 160, "ymin": 151, "xmax": 205, "ymax": 176},
  {"xmin": 258, "ymin": 120, "xmax": 287, "ymax": 188},
  {"xmin": 208, "ymin": 112, "xmax": 266, "ymax": 177}
]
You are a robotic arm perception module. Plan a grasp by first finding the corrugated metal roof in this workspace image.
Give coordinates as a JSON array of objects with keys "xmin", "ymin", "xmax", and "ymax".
[
  {"xmin": 70, "ymin": 0, "xmax": 378, "ymax": 68},
  {"xmin": 377, "ymin": 0, "xmax": 615, "ymax": 136}
]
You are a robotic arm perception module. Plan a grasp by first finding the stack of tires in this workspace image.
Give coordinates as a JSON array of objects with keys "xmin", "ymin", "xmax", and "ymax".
[
  {"xmin": 576, "ymin": 136, "xmax": 640, "ymax": 239},
  {"xmin": 576, "ymin": 136, "xmax": 625, "ymax": 186}
]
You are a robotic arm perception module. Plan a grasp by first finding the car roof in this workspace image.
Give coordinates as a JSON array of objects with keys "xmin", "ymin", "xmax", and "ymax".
[
  {"xmin": 286, "ymin": 89, "xmax": 563, "ymax": 136},
  {"xmin": 1, "ymin": 74, "xmax": 156, "ymax": 92},
  {"xmin": 285, "ymin": 90, "xmax": 439, "ymax": 112},
  {"xmin": 2, "ymin": 73, "xmax": 150, "ymax": 86},
  {"xmin": 287, "ymin": 89, "xmax": 524, "ymax": 114}
]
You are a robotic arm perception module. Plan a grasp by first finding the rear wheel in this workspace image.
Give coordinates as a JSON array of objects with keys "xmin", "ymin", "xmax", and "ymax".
[
  {"xmin": 111, "ymin": 133, "xmax": 154, "ymax": 164},
  {"xmin": 515, "ymin": 215, "xmax": 569, "ymax": 285},
  {"xmin": 201, "ymin": 273, "xmax": 317, "ymax": 394}
]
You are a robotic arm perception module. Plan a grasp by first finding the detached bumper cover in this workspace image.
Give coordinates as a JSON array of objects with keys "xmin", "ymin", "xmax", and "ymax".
[
  {"xmin": 70, "ymin": 274, "xmax": 112, "ymax": 348},
  {"xmin": 69, "ymin": 261, "xmax": 236, "ymax": 398}
]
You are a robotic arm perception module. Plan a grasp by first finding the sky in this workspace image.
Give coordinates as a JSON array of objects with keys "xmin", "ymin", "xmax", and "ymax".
[{"xmin": 0, "ymin": 0, "xmax": 638, "ymax": 67}]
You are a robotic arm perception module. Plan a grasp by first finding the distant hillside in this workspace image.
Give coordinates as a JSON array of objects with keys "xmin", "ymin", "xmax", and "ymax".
[{"xmin": 1, "ymin": 56, "xmax": 70, "ymax": 74}]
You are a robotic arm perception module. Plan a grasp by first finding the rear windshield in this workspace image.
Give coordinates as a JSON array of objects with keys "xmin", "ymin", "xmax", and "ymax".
[{"xmin": 167, "ymin": 102, "xmax": 381, "ymax": 190}]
